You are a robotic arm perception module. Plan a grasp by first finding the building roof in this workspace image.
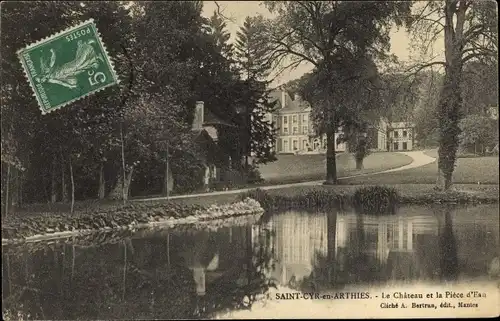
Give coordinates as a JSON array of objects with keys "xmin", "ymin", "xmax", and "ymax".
[
  {"xmin": 390, "ymin": 121, "xmax": 415, "ymax": 129},
  {"xmin": 204, "ymin": 109, "xmax": 237, "ymax": 127},
  {"xmin": 268, "ymin": 89, "xmax": 311, "ymax": 114}
]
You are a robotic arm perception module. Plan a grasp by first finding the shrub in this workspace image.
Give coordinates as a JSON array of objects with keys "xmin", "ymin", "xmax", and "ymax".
[
  {"xmin": 239, "ymin": 189, "xmax": 276, "ymax": 210},
  {"xmin": 245, "ymin": 164, "xmax": 264, "ymax": 184},
  {"xmin": 353, "ymin": 186, "xmax": 399, "ymax": 215},
  {"xmin": 239, "ymin": 189, "xmax": 346, "ymax": 211}
]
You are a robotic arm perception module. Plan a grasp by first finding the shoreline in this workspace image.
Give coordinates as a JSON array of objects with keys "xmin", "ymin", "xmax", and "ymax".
[
  {"xmin": 1, "ymin": 198, "xmax": 264, "ymax": 245},
  {"xmin": 1, "ymin": 212, "xmax": 264, "ymax": 251},
  {"xmin": 3, "ymin": 184, "xmax": 498, "ymax": 245}
]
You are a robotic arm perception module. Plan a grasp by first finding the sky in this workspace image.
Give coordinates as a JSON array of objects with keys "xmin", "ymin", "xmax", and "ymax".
[{"xmin": 201, "ymin": 1, "xmax": 445, "ymax": 87}]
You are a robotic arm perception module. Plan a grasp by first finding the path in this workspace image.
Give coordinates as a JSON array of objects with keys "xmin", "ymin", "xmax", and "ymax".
[{"xmin": 134, "ymin": 151, "xmax": 436, "ymax": 202}]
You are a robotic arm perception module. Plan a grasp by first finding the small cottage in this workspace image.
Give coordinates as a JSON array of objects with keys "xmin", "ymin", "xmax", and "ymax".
[{"xmin": 191, "ymin": 101, "xmax": 236, "ymax": 190}]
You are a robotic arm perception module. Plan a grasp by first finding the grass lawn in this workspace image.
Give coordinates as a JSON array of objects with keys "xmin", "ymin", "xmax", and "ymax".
[
  {"xmin": 11, "ymin": 152, "xmax": 412, "ymax": 216},
  {"xmin": 341, "ymin": 150, "xmax": 499, "ymax": 185},
  {"xmin": 163, "ymin": 183, "xmax": 500, "ymax": 207},
  {"xmin": 258, "ymin": 151, "xmax": 413, "ymax": 184}
]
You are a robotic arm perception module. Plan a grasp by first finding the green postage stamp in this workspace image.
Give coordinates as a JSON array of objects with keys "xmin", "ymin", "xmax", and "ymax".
[{"xmin": 17, "ymin": 19, "xmax": 119, "ymax": 114}]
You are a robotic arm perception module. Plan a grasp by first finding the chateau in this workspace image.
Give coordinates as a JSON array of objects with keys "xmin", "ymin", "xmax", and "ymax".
[{"xmin": 266, "ymin": 88, "xmax": 415, "ymax": 154}]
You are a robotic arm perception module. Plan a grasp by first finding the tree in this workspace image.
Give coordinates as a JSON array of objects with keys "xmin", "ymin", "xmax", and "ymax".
[
  {"xmin": 1, "ymin": 1, "xmax": 134, "ymax": 209},
  {"xmin": 235, "ymin": 16, "xmax": 273, "ymax": 81},
  {"xmin": 412, "ymin": 70, "xmax": 444, "ymax": 148},
  {"xmin": 406, "ymin": 0, "xmax": 498, "ymax": 190},
  {"xmin": 234, "ymin": 15, "xmax": 277, "ymax": 168},
  {"xmin": 290, "ymin": 55, "xmax": 384, "ymax": 170},
  {"xmin": 461, "ymin": 60, "xmax": 498, "ymax": 115},
  {"xmin": 458, "ymin": 115, "xmax": 496, "ymax": 155},
  {"xmin": 261, "ymin": 1, "xmax": 412, "ymax": 184},
  {"xmin": 103, "ymin": 1, "xmax": 209, "ymax": 200}
]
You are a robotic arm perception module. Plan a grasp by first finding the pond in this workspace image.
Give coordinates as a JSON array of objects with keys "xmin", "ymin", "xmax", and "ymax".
[{"xmin": 2, "ymin": 204, "xmax": 499, "ymax": 319}]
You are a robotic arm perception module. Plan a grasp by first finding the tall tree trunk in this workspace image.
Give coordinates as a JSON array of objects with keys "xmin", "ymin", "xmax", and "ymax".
[
  {"xmin": 436, "ymin": 0, "xmax": 466, "ymax": 191},
  {"xmin": 120, "ymin": 123, "xmax": 127, "ymax": 205},
  {"xmin": 355, "ymin": 158, "xmax": 364, "ymax": 170},
  {"xmin": 325, "ymin": 128, "xmax": 337, "ymax": 184},
  {"xmin": 108, "ymin": 168, "xmax": 135, "ymax": 201},
  {"xmin": 61, "ymin": 149, "xmax": 69, "ymax": 203},
  {"xmin": 124, "ymin": 168, "xmax": 134, "ymax": 200},
  {"xmin": 15, "ymin": 169, "xmax": 21, "ymax": 208},
  {"xmin": 162, "ymin": 146, "xmax": 173, "ymax": 197},
  {"xmin": 162, "ymin": 162, "xmax": 173, "ymax": 197},
  {"xmin": 5, "ymin": 163, "xmax": 11, "ymax": 217},
  {"xmin": 10, "ymin": 169, "xmax": 17, "ymax": 208},
  {"xmin": 69, "ymin": 155, "xmax": 75, "ymax": 214},
  {"xmin": 98, "ymin": 161, "xmax": 105, "ymax": 200},
  {"xmin": 51, "ymin": 155, "xmax": 57, "ymax": 203}
]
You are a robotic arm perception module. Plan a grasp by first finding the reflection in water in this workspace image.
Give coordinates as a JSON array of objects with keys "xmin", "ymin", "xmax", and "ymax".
[
  {"xmin": 2, "ymin": 222, "xmax": 276, "ymax": 320},
  {"xmin": 2, "ymin": 205, "xmax": 499, "ymax": 319},
  {"xmin": 438, "ymin": 208, "xmax": 459, "ymax": 281},
  {"xmin": 268, "ymin": 206, "xmax": 499, "ymax": 293}
]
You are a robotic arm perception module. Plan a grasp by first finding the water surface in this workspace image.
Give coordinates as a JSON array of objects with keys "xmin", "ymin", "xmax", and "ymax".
[{"xmin": 2, "ymin": 205, "xmax": 499, "ymax": 319}]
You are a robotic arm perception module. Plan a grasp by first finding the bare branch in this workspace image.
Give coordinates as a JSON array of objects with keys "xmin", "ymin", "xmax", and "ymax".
[
  {"xmin": 418, "ymin": 17, "xmax": 446, "ymax": 29},
  {"xmin": 462, "ymin": 48, "xmax": 498, "ymax": 64},
  {"xmin": 267, "ymin": 37, "xmax": 320, "ymax": 67},
  {"xmin": 405, "ymin": 61, "xmax": 447, "ymax": 74},
  {"xmin": 213, "ymin": 1, "xmax": 235, "ymax": 23},
  {"xmin": 272, "ymin": 57, "xmax": 307, "ymax": 79}
]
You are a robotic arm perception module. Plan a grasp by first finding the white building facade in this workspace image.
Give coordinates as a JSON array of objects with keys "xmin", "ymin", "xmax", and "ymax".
[{"xmin": 266, "ymin": 89, "xmax": 416, "ymax": 154}]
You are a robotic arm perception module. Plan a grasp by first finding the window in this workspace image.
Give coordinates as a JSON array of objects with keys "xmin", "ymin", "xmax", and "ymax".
[
  {"xmin": 283, "ymin": 139, "xmax": 288, "ymax": 151},
  {"xmin": 303, "ymin": 139, "xmax": 308, "ymax": 149},
  {"xmin": 293, "ymin": 140, "xmax": 298, "ymax": 150},
  {"xmin": 293, "ymin": 127, "xmax": 298, "ymax": 134},
  {"xmin": 403, "ymin": 130, "xmax": 407, "ymax": 137},
  {"xmin": 293, "ymin": 115, "xmax": 297, "ymax": 123},
  {"xmin": 394, "ymin": 131, "xmax": 399, "ymax": 138},
  {"xmin": 402, "ymin": 142, "xmax": 408, "ymax": 150},
  {"xmin": 302, "ymin": 114, "xmax": 307, "ymax": 122},
  {"xmin": 284, "ymin": 127, "xmax": 288, "ymax": 134},
  {"xmin": 303, "ymin": 126, "xmax": 308, "ymax": 134},
  {"xmin": 283, "ymin": 116, "xmax": 288, "ymax": 124},
  {"xmin": 393, "ymin": 142, "xmax": 399, "ymax": 151}
]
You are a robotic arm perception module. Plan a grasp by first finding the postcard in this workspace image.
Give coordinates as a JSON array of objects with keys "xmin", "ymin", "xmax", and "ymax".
[{"xmin": 1, "ymin": 1, "xmax": 498, "ymax": 320}]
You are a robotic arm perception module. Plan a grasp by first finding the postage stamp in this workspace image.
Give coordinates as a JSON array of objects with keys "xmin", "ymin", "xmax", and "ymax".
[{"xmin": 17, "ymin": 19, "xmax": 119, "ymax": 114}]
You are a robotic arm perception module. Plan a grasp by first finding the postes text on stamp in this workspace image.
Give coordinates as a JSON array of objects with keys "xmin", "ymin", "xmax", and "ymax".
[{"xmin": 17, "ymin": 19, "xmax": 119, "ymax": 114}]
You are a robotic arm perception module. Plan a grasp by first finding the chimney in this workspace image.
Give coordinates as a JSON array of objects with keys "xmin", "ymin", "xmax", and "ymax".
[
  {"xmin": 281, "ymin": 89, "xmax": 286, "ymax": 109},
  {"xmin": 192, "ymin": 101, "xmax": 204, "ymax": 130}
]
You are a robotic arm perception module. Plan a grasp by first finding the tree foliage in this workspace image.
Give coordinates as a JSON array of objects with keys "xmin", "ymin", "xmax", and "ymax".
[
  {"xmin": 260, "ymin": 1, "xmax": 412, "ymax": 183},
  {"xmin": 458, "ymin": 115, "xmax": 497, "ymax": 155},
  {"xmin": 234, "ymin": 15, "xmax": 277, "ymax": 166},
  {"xmin": 1, "ymin": 1, "xmax": 278, "ymax": 209},
  {"xmin": 406, "ymin": 0, "xmax": 498, "ymax": 189}
]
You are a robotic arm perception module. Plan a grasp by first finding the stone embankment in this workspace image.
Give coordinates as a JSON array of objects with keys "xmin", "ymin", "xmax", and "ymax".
[{"xmin": 1, "ymin": 198, "xmax": 263, "ymax": 245}]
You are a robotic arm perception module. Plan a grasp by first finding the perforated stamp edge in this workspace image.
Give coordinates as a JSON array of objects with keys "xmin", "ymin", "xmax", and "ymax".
[{"xmin": 17, "ymin": 19, "xmax": 120, "ymax": 115}]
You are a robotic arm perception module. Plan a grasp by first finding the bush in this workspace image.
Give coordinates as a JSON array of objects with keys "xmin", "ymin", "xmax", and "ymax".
[
  {"xmin": 239, "ymin": 188, "xmax": 346, "ymax": 212},
  {"xmin": 353, "ymin": 186, "xmax": 399, "ymax": 215},
  {"xmin": 239, "ymin": 189, "xmax": 277, "ymax": 210},
  {"xmin": 458, "ymin": 115, "xmax": 496, "ymax": 155},
  {"xmin": 245, "ymin": 164, "xmax": 264, "ymax": 184}
]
